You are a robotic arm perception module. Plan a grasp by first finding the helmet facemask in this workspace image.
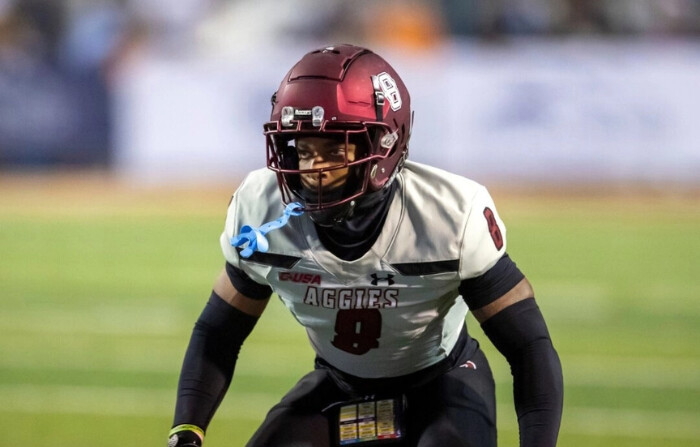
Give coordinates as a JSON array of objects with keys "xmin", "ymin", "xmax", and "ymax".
[{"xmin": 265, "ymin": 120, "xmax": 392, "ymax": 215}]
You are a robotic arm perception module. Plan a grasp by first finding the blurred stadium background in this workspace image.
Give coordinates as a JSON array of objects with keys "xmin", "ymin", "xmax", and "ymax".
[{"xmin": 1, "ymin": 0, "xmax": 699, "ymax": 446}]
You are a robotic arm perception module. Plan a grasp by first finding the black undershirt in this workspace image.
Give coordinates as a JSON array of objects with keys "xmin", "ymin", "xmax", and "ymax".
[{"xmin": 315, "ymin": 182, "xmax": 398, "ymax": 261}]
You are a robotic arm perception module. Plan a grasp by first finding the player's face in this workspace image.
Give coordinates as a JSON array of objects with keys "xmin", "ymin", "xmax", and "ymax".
[{"xmin": 296, "ymin": 136, "xmax": 357, "ymax": 191}]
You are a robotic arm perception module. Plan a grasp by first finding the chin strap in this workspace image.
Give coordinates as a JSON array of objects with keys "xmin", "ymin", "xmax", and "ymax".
[
  {"xmin": 230, "ymin": 202, "xmax": 304, "ymax": 258},
  {"xmin": 308, "ymin": 199, "xmax": 357, "ymax": 227}
]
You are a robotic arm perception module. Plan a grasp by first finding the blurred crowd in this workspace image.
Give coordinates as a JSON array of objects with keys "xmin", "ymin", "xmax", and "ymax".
[{"xmin": 0, "ymin": 0, "xmax": 698, "ymax": 167}]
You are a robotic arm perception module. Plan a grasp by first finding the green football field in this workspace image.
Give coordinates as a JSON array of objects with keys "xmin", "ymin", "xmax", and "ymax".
[{"xmin": 1, "ymin": 175, "xmax": 699, "ymax": 447}]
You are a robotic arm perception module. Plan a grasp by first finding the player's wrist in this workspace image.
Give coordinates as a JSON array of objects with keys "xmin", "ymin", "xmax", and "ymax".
[{"xmin": 168, "ymin": 424, "xmax": 204, "ymax": 446}]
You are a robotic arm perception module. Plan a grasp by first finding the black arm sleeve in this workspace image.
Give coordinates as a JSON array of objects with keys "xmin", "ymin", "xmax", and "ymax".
[
  {"xmin": 225, "ymin": 262, "xmax": 273, "ymax": 300},
  {"xmin": 481, "ymin": 298, "xmax": 563, "ymax": 447},
  {"xmin": 459, "ymin": 254, "xmax": 525, "ymax": 310},
  {"xmin": 173, "ymin": 291, "xmax": 260, "ymax": 431}
]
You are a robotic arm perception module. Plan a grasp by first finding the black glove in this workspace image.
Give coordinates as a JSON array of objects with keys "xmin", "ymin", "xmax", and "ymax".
[{"xmin": 168, "ymin": 428, "xmax": 203, "ymax": 447}]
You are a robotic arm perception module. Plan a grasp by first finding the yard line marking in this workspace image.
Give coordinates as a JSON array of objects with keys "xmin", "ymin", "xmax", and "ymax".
[
  {"xmin": 558, "ymin": 354, "xmax": 700, "ymax": 390},
  {"xmin": 0, "ymin": 305, "xmax": 305, "ymax": 336},
  {"xmin": 0, "ymin": 307, "xmax": 186, "ymax": 336},
  {"xmin": 1, "ymin": 384, "xmax": 698, "ymax": 440},
  {"xmin": 0, "ymin": 343, "xmax": 314, "ymax": 377},
  {"xmin": 495, "ymin": 406, "xmax": 700, "ymax": 440},
  {"xmin": 561, "ymin": 407, "xmax": 700, "ymax": 440},
  {"xmin": 0, "ymin": 384, "xmax": 274, "ymax": 419},
  {"xmin": 488, "ymin": 354, "xmax": 700, "ymax": 390},
  {"xmin": 2, "ymin": 344, "xmax": 699, "ymax": 391}
]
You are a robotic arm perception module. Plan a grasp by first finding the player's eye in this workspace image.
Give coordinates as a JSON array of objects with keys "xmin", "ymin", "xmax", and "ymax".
[
  {"xmin": 328, "ymin": 147, "xmax": 346, "ymax": 158},
  {"xmin": 297, "ymin": 149, "xmax": 313, "ymax": 160}
]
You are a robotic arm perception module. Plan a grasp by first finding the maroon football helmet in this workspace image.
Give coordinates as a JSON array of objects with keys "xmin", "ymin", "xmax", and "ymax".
[{"xmin": 265, "ymin": 44, "xmax": 412, "ymax": 212}]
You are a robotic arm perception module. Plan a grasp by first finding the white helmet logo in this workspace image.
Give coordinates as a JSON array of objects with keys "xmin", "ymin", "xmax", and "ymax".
[{"xmin": 377, "ymin": 72, "xmax": 402, "ymax": 111}]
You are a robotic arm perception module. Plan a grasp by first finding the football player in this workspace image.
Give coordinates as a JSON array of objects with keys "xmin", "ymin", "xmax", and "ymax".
[{"xmin": 168, "ymin": 44, "xmax": 563, "ymax": 447}]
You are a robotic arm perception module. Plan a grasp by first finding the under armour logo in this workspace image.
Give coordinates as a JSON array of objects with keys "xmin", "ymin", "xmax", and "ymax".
[
  {"xmin": 370, "ymin": 273, "xmax": 395, "ymax": 286},
  {"xmin": 459, "ymin": 360, "xmax": 477, "ymax": 370}
]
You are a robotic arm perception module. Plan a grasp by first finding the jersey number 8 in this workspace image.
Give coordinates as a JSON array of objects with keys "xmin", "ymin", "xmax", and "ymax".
[{"xmin": 332, "ymin": 309, "xmax": 382, "ymax": 355}]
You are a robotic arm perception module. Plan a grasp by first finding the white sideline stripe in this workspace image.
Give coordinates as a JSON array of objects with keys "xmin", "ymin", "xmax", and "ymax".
[{"xmin": 1, "ymin": 384, "xmax": 699, "ymax": 440}]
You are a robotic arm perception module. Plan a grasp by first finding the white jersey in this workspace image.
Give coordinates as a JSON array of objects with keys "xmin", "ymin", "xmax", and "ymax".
[{"xmin": 220, "ymin": 161, "xmax": 507, "ymax": 378}]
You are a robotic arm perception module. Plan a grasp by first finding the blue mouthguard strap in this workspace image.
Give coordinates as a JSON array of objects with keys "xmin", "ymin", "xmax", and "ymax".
[{"xmin": 230, "ymin": 202, "xmax": 304, "ymax": 258}]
